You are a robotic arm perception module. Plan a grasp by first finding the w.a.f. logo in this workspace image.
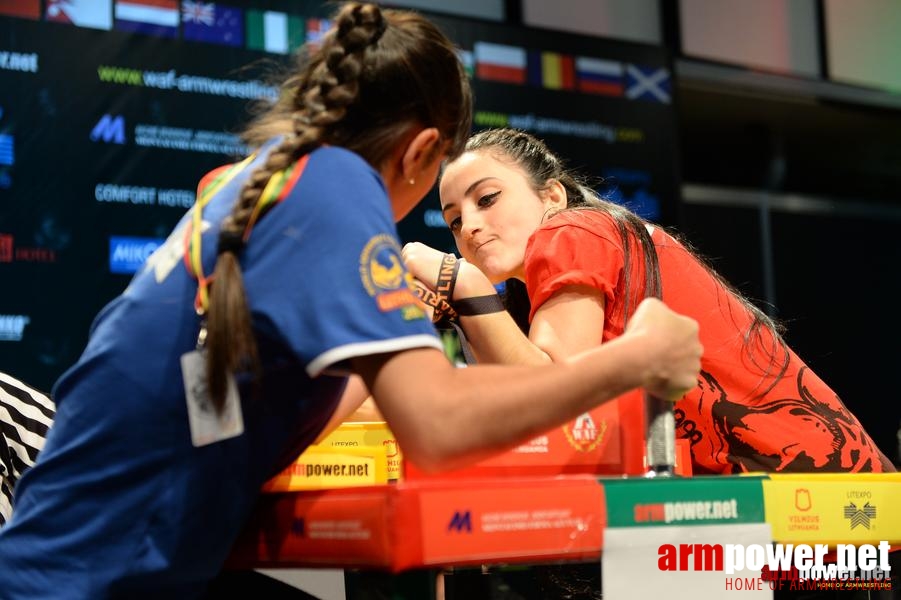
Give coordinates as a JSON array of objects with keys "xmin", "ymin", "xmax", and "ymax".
[
  {"xmin": 90, "ymin": 114, "xmax": 126, "ymax": 144},
  {"xmin": 563, "ymin": 412, "xmax": 607, "ymax": 452},
  {"xmin": 843, "ymin": 502, "xmax": 876, "ymax": 529}
]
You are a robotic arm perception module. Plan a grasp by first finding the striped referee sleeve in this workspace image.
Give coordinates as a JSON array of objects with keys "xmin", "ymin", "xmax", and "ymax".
[{"xmin": 0, "ymin": 371, "xmax": 55, "ymax": 526}]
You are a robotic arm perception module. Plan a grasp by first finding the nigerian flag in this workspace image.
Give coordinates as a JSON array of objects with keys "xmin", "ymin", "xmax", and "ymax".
[{"xmin": 246, "ymin": 10, "xmax": 304, "ymax": 54}]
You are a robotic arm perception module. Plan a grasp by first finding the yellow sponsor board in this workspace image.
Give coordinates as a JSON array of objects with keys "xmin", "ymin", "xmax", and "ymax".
[
  {"xmin": 763, "ymin": 473, "xmax": 901, "ymax": 545},
  {"xmin": 262, "ymin": 445, "xmax": 389, "ymax": 492},
  {"xmin": 318, "ymin": 421, "xmax": 403, "ymax": 481}
]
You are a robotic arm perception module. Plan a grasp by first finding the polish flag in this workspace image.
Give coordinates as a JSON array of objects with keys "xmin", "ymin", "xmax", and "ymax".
[{"xmin": 474, "ymin": 41, "xmax": 526, "ymax": 85}]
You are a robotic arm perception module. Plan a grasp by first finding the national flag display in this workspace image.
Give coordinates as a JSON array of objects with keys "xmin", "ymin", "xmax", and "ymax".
[
  {"xmin": 625, "ymin": 64, "xmax": 671, "ymax": 104},
  {"xmin": 45, "ymin": 0, "xmax": 112, "ymax": 30},
  {"xmin": 474, "ymin": 41, "xmax": 526, "ymax": 85},
  {"xmin": 305, "ymin": 18, "xmax": 331, "ymax": 50},
  {"xmin": 0, "ymin": 0, "xmax": 40, "ymax": 20},
  {"xmin": 182, "ymin": 1, "xmax": 243, "ymax": 47},
  {"xmin": 246, "ymin": 10, "xmax": 303, "ymax": 54},
  {"xmin": 527, "ymin": 50, "xmax": 575, "ymax": 91},
  {"xmin": 575, "ymin": 56, "xmax": 623, "ymax": 96},
  {"xmin": 114, "ymin": 0, "xmax": 178, "ymax": 38},
  {"xmin": 456, "ymin": 48, "xmax": 474, "ymax": 79}
]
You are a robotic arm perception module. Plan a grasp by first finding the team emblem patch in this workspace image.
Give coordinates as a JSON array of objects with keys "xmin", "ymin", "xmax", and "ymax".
[{"xmin": 359, "ymin": 234, "xmax": 425, "ymax": 319}]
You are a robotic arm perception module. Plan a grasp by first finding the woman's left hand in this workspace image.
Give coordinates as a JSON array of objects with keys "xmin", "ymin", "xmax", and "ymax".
[{"xmin": 402, "ymin": 242, "xmax": 495, "ymax": 300}]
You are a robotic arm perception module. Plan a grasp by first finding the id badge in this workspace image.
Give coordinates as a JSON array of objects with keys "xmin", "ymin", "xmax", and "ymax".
[{"xmin": 181, "ymin": 350, "xmax": 244, "ymax": 447}]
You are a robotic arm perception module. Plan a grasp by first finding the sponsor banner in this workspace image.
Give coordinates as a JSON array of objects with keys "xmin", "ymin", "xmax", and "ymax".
[
  {"xmin": 603, "ymin": 474, "xmax": 767, "ymax": 527},
  {"xmin": 262, "ymin": 446, "xmax": 389, "ymax": 492},
  {"xmin": 109, "ymin": 235, "xmax": 165, "ymax": 274},
  {"xmin": 0, "ymin": 233, "xmax": 57, "ymax": 263},
  {"xmin": 0, "ymin": 314, "xmax": 30, "ymax": 341},
  {"xmin": 603, "ymin": 523, "xmax": 774, "ymax": 599},
  {"xmin": 95, "ymin": 183, "xmax": 195, "ymax": 208},
  {"xmin": 418, "ymin": 477, "xmax": 604, "ymax": 565},
  {"xmin": 0, "ymin": 50, "xmax": 39, "ymax": 73},
  {"xmin": 763, "ymin": 473, "xmax": 901, "ymax": 545},
  {"xmin": 0, "ymin": 132, "xmax": 13, "ymax": 165}
]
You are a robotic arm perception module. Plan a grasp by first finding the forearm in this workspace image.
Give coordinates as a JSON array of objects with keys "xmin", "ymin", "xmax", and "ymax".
[
  {"xmin": 458, "ymin": 312, "xmax": 552, "ymax": 366},
  {"xmin": 360, "ymin": 334, "xmax": 651, "ymax": 472}
]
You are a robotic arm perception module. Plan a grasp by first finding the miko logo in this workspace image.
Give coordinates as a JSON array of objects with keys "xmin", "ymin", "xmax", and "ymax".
[
  {"xmin": 447, "ymin": 510, "xmax": 472, "ymax": 533},
  {"xmin": 91, "ymin": 114, "xmax": 126, "ymax": 144},
  {"xmin": 844, "ymin": 502, "xmax": 876, "ymax": 530}
]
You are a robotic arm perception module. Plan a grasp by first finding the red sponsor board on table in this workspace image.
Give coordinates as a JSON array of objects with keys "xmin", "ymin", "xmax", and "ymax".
[
  {"xmin": 227, "ymin": 476, "xmax": 606, "ymax": 571},
  {"xmin": 404, "ymin": 390, "xmax": 651, "ymax": 480}
]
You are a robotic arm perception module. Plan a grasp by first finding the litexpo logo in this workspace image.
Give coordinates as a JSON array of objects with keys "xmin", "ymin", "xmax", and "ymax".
[
  {"xmin": 634, "ymin": 499, "xmax": 738, "ymax": 523},
  {"xmin": 658, "ymin": 541, "xmax": 892, "ymax": 590}
]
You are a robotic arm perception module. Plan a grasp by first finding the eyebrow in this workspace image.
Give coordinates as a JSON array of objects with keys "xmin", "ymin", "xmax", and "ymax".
[{"xmin": 441, "ymin": 177, "xmax": 498, "ymax": 213}]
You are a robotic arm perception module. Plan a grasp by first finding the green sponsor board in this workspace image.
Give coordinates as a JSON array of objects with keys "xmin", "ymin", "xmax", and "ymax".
[{"xmin": 602, "ymin": 475, "xmax": 768, "ymax": 527}]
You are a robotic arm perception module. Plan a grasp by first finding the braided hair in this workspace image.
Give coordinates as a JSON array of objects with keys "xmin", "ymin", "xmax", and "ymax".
[
  {"xmin": 204, "ymin": 2, "xmax": 472, "ymax": 408},
  {"xmin": 463, "ymin": 128, "xmax": 789, "ymax": 398}
]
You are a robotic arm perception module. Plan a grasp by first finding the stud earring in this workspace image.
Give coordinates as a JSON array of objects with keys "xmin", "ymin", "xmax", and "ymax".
[{"xmin": 408, "ymin": 178, "xmax": 416, "ymax": 186}]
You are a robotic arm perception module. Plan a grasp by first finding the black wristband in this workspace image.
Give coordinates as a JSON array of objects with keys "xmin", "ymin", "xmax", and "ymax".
[
  {"xmin": 431, "ymin": 254, "xmax": 460, "ymax": 324},
  {"xmin": 454, "ymin": 294, "xmax": 506, "ymax": 316}
]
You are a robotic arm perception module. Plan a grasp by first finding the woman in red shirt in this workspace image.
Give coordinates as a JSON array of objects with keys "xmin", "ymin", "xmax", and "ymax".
[{"xmin": 405, "ymin": 127, "xmax": 893, "ymax": 474}]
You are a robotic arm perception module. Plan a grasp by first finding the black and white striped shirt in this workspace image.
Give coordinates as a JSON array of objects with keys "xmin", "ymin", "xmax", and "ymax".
[{"xmin": 0, "ymin": 372, "xmax": 55, "ymax": 526}]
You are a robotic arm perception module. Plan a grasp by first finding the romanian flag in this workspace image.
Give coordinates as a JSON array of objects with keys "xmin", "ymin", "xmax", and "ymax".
[
  {"xmin": 115, "ymin": 0, "xmax": 179, "ymax": 38},
  {"xmin": 575, "ymin": 56, "xmax": 623, "ymax": 96},
  {"xmin": 0, "ymin": 0, "xmax": 40, "ymax": 20},
  {"xmin": 246, "ymin": 10, "xmax": 303, "ymax": 54},
  {"xmin": 527, "ymin": 51, "xmax": 575, "ymax": 91},
  {"xmin": 474, "ymin": 41, "xmax": 526, "ymax": 85},
  {"xmin": 46, "ymin": 0, "xmax": 112, "ymax": 30}
]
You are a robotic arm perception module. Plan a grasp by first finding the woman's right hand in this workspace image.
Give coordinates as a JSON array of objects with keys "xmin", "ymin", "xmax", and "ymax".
[{"xmin": 623, "ymin": 297, "xmax": 702, "ymax": 401}]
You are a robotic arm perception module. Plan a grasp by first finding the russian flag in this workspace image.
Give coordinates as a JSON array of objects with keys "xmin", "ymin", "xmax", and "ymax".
[
  {"xmin": 46, "ymin": 0, "xmax": 112, "ymax": 30},
  {"xmin": 182, "ymin": 1, "xmax": 244, "ymax": 47},
  {"xmin": 575, "ymin": 57, "xmax": 623, "ymax": 96},
  {"xmin": 115, "ymin": 0, "xmax": 178, "ymax": 38},
  {"xmin": 474, "ymin": 41, "xmax": 526, "ymax": 85},
  {"xmin": 528, "ymin": 51, "xmax": 575, "ymax": 91}
]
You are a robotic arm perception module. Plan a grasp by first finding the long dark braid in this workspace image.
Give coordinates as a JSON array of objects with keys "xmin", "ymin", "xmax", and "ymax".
[{"xmin": 204, "ymin": 2, "xmax": 472, "ymax": 408}]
